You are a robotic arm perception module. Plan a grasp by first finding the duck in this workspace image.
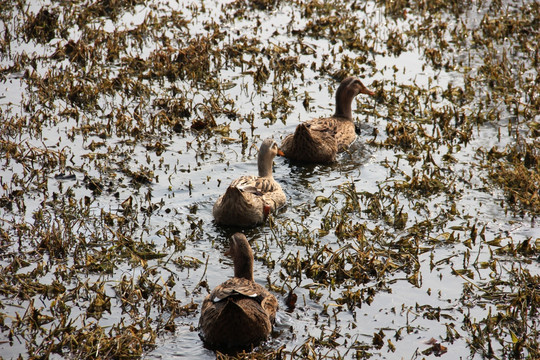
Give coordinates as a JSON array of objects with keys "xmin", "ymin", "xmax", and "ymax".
[
  {"xmin": 199, "ymin": 232, "xmax": 278, "ymax": 350},
  {"xmin": 213, "ymin": 138, "xmax": 286, "ymax": 227},
  {"xmin": 280, "ymin": 76, "xmax": 374, "ymax": 163}
]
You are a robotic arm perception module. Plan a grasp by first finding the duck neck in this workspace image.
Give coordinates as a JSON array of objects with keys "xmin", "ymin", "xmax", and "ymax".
[
  {"xmin": 334, "ymin": 85, "xmax": 354, "ymax": 120},
  {"xmin": 258, "ymin": 153, "xmax": 273, "ymax": 178},
  {"xmin": 234, "ymin": 255, "xmax": 254, "ymax": 281},
  {"xmin": 334, "ymin": 104, "xmax": 352, "ymax": 120}
]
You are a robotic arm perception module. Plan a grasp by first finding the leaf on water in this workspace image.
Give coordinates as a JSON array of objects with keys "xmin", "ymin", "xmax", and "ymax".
[
  {"xmin": 285, "ymin": 290, "xmax": 297, "ymax": 311},
  {"xmin": 510, "ymin": 330, "xmax": 519, "ymax": 344},
  {"xmin": 372, "ymin": 330, "xmax": 385, "ymax": 349},
  {"xmin": 314, "ymin": 196, "xmax": 330, "ymax": 207}
]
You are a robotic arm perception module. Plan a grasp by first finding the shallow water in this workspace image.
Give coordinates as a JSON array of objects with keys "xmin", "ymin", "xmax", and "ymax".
[{"xmin": 0, "ymin": 0, "xmax": 538, "ymax": 359}]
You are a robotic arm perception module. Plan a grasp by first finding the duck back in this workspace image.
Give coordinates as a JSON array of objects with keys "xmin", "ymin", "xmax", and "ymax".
[{"xmin": 200, "ymin": 295, "xmax": 272, "ymax": 350}]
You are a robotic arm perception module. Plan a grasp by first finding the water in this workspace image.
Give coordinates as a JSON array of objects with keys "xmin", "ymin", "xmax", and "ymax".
[{"xmin": 0, "ymin": 0, "xmax": 538, "ymax": 359}]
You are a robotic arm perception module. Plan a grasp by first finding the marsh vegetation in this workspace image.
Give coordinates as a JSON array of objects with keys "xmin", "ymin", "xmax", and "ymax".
[{"xmin": 0, "ymin": 0, "xmax": 538, "ymax": 358}]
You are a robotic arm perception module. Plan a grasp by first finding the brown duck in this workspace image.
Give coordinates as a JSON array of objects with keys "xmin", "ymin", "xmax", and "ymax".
[
  {"xmin": 213, "ymin": 138, "xmax": 286, "ymax": 227},
  {"xmin": 280, "ymin": 76, "xmax": 374, "ymax": 163},
  {"xmin": 199, "ymin": 232, "xmax": 278, "ymax": 350}
]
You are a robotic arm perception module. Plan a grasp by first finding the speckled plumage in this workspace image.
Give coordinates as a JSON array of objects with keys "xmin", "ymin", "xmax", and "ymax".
[
  {"xmin": 199, "ymin": 233, "xmax": 278, "ymax": 350},
  {"xmin": 213, "ymin": 138, "xmax": 286, "ymax": 227},
  {"xmin": 281, "ymin": 76, "xmax": 374, "ymax": 163}
]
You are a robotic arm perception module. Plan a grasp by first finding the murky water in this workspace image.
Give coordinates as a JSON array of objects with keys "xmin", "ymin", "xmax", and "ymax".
[{"xmin": 0, "ymin": 0, "xmax": 538, "ymax": 359}]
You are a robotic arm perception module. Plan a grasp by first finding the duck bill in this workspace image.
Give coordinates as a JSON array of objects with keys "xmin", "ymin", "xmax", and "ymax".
[
  {"xmin": 361, "ymin": 88, "xmax": 375, "ymax": 96},
  {"xmin": 277, "ymin": 149, "xmax": 285, "ymax": 156}
]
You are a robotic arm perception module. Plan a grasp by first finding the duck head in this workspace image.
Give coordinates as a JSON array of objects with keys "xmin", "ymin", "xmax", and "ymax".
[
  {"xmin": 334, "ymin": 76, "xmax": 374, "ymax": 119},
  {"xmin": 258, "ymin": 138, "xmax": 283, "ymax": 177}
]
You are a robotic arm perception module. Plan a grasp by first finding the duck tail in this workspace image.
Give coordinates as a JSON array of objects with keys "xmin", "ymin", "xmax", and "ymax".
[
  {"xmin": 202, "ymin": 297, "xmax": 269, "ymax": 349},
  {"xmin": 294, "ymin": 122, "xmax": 313, "ymax": 140},
  {"xmin": 224, "ymin": 185, "xmax": 243, "ymax": 198},
  {"xmin": 281, "ymin": 123, "xmax": 313, "ymax": 159}
]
